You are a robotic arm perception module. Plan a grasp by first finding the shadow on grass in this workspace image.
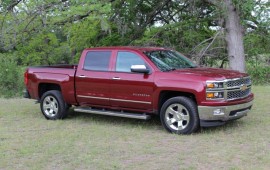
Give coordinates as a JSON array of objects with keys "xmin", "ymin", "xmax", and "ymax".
[
  {"xmin": 200, "ymin": 119, "xmax": 246, "ymax": 134},
  {"xmin": 66, "ymin": 108, "xmax": 163, "ymax": 131},
  {"xmin": 65, "ymin": 108, "xmax": 247, "ymax": 134}
]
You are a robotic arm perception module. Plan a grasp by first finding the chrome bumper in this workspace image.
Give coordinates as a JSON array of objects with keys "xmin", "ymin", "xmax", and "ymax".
[{"xmin": 198, "ymin": 101, "xmax": 253, "ymax": 121}]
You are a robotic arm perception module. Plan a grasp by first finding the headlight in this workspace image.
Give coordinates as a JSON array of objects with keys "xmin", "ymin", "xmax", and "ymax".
[
  {"xmin": 206, "ymin": 81, "xmax": 225, "ymax": 100},
  {"xmin": 206, "ymin": 82, "xmax": 224, "ymax": 89}
]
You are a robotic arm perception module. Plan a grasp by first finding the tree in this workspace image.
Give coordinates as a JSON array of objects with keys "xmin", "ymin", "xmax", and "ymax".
[
  {"xmin": 203, "ymin": 0, "xmax": 247, "ymax": 72},
  {"xmin": 0, "ymin": 0, "xmax": 112, "ymax": 64},
  {"xmin": 112, "ymin": 0, "xmax": 269, "ymax": 72},
  {"xmin": 0, "ymin": 0, "xmax": 269, "ymax": 70},
  {"xmin": 223, "ymin": 0, "xmax": 246, "ymax": 71}
]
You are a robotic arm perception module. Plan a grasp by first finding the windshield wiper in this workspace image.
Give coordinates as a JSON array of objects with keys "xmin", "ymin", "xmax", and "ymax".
[
  {"xmin": 186, "ymin": 66, "xmax": 197, "ymax": 68},
  {"xmin": 163, "ymin": 67, "xmax": 176, "ymax": 72}
]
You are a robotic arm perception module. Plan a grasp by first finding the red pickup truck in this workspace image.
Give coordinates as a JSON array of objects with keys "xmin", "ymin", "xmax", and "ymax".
[{"xmin": 24, "ymin": 46, "xmax": 254, "ymax": 134}]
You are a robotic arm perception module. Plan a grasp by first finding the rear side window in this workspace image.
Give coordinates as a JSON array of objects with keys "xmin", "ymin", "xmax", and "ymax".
[
  {"xmin": 116, "ymin": 52, "xmax": 145, "ymax": 72},
  {"xmin": 84, "ymin": 51, "xmax": 111, "ymax": 71}
]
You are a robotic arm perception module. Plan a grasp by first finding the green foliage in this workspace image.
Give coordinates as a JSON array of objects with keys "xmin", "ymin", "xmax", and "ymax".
[
  {"xmin": 0, "ymin": 54, "xmax": 24, "ymax": 98},
  {"xmin": 245, "ymin": 32, "xmax": 270, "ymax": 57},
  {"xmin": 233, "ymin": 0, "xmax": 255, "ymax": 17},
  {"xmin": 68, "ymin": 20, "xmax": 100, "ymax": 62},
  {"xmin": 247, "ymin": 66, "xmax": 270, "ymax": 85},
  {"xmin": 133, "ymin": 23, "xmax": 213, "ymax": 55},
  {"xmin": 18, "ymin": 33, "xmax": 71, "ymax": 65},
  {"xmin": 247, "ymin": 55, "xmax": 270, "ymax": 85}
]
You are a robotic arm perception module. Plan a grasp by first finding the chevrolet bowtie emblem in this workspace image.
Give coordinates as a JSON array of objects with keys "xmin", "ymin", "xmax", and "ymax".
[{"xmin": 240, "ymin": 84, "xmax": 248, "ymax": 91}]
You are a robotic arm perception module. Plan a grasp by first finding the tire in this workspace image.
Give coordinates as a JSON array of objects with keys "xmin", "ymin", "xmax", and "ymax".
[
  {"xmin": 160, "ymin": 96, "xmax": 199, "ymax": 134},
  {"xmin": 40, "ymin": 90, "xmax": 69, "ymax": 120}
]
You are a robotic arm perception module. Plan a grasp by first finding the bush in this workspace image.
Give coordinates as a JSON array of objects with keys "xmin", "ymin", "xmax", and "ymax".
[
  {"xmin": 247, "ymin": 54, "xmax": 270, "ymax": 85},
  {"xmin": 247, "ymin": 65, "xmax": 270, "ymax": 85},
  {"xmin": 0, "ymin": 55, "xmax": 25, "ymax": 98}
]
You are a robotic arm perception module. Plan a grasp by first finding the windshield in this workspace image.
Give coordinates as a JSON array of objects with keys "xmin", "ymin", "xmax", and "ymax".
[{"xmin": 144, "ymin": 50, "xmax": 197, "ymax": 71}]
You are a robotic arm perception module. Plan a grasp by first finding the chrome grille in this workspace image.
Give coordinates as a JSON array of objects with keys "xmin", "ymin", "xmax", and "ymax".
[
  {"xmin": 206, "ymin": 76, "xmax": 252, "ymax": 101},
  {"xmin": 226, "ymin": 77, "xmax": 251, "ymax": 87},
  {"xmin": 227, "ymin": 88, "xmax": 251, "ymax": 100}
]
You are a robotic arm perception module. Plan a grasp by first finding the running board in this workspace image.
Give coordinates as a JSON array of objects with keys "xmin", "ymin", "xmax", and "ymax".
[{"xmin": 74, "ymin": 107, "xmax": 151, "ymax": 120}]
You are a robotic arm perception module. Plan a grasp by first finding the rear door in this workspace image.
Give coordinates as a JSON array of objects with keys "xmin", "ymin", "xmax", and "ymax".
[
  {"xmin": 76, "ymin": 50, "xmax": 112, "ymax": 106},
  {"xmin": 110, "ymin": 51, "xmax": 155, "ymax": 111}
]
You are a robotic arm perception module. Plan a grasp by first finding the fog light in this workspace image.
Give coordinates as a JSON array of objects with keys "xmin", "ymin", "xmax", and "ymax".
[{"xmin": 213, "ymin": 109, "xmax": 224, "ymax": 115}]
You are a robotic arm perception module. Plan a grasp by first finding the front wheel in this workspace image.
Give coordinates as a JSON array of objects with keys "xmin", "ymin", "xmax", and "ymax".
[
  {"xmin": 160, "ymin": 96, "xmax": 199, "ymax": 134},
  {"xmin": 40, "ymin": 90, "xmax": 69, "ymax": 120}
]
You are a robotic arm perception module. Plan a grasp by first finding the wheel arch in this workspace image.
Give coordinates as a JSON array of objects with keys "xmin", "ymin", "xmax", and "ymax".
[
  {"xmin": 158, "ymin": 90, "xmax": 197, "ymax": 114},
  {"xmin": 38, "ymin": 83, "xmax": 62, "ymax": 99}
]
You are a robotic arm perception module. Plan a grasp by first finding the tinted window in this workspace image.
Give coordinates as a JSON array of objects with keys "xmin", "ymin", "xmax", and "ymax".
[
  {"xmin": 84, "ymin": 51, "xmax": 111, "ymax": 71},
  {"xmin": 116, "ymin": 52, "xmax": 145, "ymax": 72}
]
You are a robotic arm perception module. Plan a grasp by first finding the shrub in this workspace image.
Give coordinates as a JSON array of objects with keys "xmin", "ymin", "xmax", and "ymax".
[
  {"xmin": 0, "ymin": 55, "xmax": 25, "ymax": 98},
  {"xmin": 247, "ymin": 54, "xmax": 270, "ymax": 85},
  {"xmin": 247, "ymin": 65, "xmax": 270, "ymax": 85}
]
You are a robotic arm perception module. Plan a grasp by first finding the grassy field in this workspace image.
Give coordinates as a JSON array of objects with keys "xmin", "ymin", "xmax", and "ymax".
[{"xmin": 0, "ymin": 86, "xmax": 270, "ymax": 170}]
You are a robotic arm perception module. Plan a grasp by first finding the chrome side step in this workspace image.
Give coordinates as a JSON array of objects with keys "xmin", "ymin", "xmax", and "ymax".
[{"xmin": 74, "ymin": 107, "xmax": 151, "ymax": 120}]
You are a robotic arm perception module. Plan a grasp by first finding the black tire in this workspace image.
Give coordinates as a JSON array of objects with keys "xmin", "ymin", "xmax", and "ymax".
[
  {"xmin": 160, "ymin": 96, "xmax": 199, "ymax": 134},
  {"xmin": 40, "ymin": 90, "xmax": 69, "ymax": 120}
]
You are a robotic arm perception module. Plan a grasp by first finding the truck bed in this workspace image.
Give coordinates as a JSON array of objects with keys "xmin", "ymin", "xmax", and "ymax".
[{"xmin": 26, "ymin": 64, "xmax": 78, "ymax": 105}]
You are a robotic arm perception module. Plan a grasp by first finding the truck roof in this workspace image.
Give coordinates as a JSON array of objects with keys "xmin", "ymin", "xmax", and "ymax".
[{"xmin": 84, "ymin": 46, "xmax": 169, "ymax": 52}]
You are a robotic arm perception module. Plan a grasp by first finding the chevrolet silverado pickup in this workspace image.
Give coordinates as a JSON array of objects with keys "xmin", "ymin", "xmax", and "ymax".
[{"xmin": 24, "ymin": 46, "xmax": 254, "ymax": 134}]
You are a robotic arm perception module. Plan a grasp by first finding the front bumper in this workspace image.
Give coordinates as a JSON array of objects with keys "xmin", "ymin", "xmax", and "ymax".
[{"xmin": 198, "ymin": 101, "xmax": 253, "ymax": 126}]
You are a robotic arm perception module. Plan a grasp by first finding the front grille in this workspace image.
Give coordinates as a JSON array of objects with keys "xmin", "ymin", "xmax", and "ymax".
[
  {"xmin": 227, "ymin": 88, "xmax": 251, "ymax": 100},
  {"xmin": 206, "ymin": 76, "xmax": 252, "ymax": 101},
  {"xmin": 226, "ymin": 77, "xmax": 251, "ymax": 87}
]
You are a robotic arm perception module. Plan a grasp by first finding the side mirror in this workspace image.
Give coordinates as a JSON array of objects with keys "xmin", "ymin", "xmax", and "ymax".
[{"xmin": 131, "ymin": 65, "xmax": 150, "ymax": 74}]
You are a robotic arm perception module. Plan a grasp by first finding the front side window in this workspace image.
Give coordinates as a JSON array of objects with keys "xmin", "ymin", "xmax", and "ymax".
[
  {"xmin": 84, "ymin": 51, "xmax": 111, "ymax": 71},
  {"xmin": 144, "ymin": 50, "xmax": 197, "ymax": 71},
  {"xmin": 116, "ymin": 52, "xmax": 145, "ymax": 72}
]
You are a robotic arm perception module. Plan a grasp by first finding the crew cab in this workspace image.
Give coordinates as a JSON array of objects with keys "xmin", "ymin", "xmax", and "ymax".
[{"xmin": 24, "ymin": 46, "xmax": 254, "ymax": 134}]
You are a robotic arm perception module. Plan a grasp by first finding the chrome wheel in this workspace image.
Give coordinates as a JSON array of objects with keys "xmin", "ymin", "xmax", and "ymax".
[
  {"xmin": 165, "ymin": 104, "xmax": 190, "ymax": 131},
  {"xmin": 42, "ymin": 96, "xmax": 59, "ymax": 118}
]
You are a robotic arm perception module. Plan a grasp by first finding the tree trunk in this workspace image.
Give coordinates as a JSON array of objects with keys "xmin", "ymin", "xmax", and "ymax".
[{"xmin": 224, "ymin": 0, "xmax": 246, "ymax": 72}]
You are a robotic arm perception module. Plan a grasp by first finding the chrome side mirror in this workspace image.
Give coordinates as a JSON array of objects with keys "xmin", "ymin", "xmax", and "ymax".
[{"xmin": 130, "ymin": 65, "xmax": 150, "ymax": 74}]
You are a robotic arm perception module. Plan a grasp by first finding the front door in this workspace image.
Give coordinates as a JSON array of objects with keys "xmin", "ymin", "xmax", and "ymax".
[{"xmin": 110, "ymin": 51, "xmax": 154, "ymax": 111}]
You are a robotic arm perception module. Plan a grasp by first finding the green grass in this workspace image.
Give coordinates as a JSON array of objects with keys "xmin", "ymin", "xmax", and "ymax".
[{"xmin": 0, "ymin": 86, "xmax": 270, "ymax": 169}]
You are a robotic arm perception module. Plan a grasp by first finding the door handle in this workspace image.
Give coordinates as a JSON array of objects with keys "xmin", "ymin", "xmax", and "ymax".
[
  {"xmin": 112, "ymin": 77, "xmax": 121, "ymax": 80},
  {"xmin": 78, "ymin": 75, "xmax": 87, "ymax": 78}
]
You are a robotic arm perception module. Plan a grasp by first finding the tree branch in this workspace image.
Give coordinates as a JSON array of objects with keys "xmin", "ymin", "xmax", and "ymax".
[
  {"xmin": 130, "ymin": 0, "xmax": 172, "ymax": 40},
  {"xmin": 199, "ymin": 30, "xmax": 221, "ymax": 58},
  {"xmin": 7, "ymin": 0, "xmax": 23, "ymax": 11},
  {"xmin": 53, "ymin": 10, "xmax": 96, "ymax": 25},
  {"xmin": 190, "ymin": 36, "xmax": 214, "ymax": 53}
]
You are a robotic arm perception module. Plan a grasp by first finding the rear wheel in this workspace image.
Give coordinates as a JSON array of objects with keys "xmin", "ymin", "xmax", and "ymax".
[
  {"xmin": 160, "ymin": 96, "xmax": 199, "ymax": 134},
  {"xmin": 40, "ymin": 90, "xmax": 69, "ymax": 119}
]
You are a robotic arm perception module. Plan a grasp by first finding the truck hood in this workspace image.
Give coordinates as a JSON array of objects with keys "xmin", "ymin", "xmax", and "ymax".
[{"xmin": 171, "ymin": 67, "xmax": 248, "ymax": 80}]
